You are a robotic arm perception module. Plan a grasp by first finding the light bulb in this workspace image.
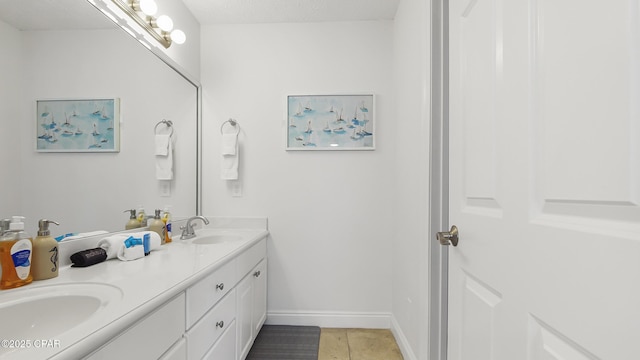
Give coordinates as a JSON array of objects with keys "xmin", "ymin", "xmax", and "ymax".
[
  {"xmin": 156, "ymin": 15, "xmax": 173, "ymax": 32},
  {"xmin": 170, "ymin": 29, "xmax": 186, "ymax": 44},
  {"xmin": 139, "ymin": 0, "xmax": 157, "ymax": 16}
]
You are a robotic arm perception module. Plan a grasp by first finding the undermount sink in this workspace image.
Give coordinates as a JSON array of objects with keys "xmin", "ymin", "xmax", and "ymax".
[
  {"xmin": 191, "ymin": 234, "xmax": 244, "ymax": 245},
  {"xmin": 0, "ymin": 282, "xmax": 123, "ymax": 348}
]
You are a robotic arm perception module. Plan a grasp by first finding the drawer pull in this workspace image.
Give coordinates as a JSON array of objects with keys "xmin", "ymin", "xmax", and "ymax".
[
  {"xmin": 216, "ymin": 283, "xmax": 224, "ymax": 291},
  {"xmin": 253, "ymin": 270, "xmax": 261, "ymax": 278},
  {"xmin": 216, "ymin": 321, "xmax": 224, "ymax": 328}
]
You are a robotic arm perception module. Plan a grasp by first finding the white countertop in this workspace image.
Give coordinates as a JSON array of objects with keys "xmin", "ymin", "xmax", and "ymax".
[{"xmin": 0, "ymin": 218, "xmax": 268, "ymax": 360}]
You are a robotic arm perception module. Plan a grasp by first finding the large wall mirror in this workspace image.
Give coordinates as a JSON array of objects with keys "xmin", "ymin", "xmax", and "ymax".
[{"xmin": 0, "ymin": 0, "xmax": 199, "ymax": 237}]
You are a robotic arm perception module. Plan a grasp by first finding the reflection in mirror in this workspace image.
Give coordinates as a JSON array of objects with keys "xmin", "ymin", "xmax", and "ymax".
[{"xmin": 0, "ymin": 0, "xmax": 197, "ymax": 237}]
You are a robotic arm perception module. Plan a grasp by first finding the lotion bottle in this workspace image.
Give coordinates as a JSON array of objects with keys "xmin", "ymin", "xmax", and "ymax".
[
  {"xmin": 161, "ymin": 205, "xmax": 172, "ymax": 243},
  {"xmin": 32, "ymin": 219, "xmax": 60, "ymax": 280},
  {"xmin": 0, "ymin": 216, "xmax": 33, "ymax": 290},
  {"xmin": 149, "ymin": 209, "xmax": 166, "ymax": 244},
  {"xmin": 124, "ymin": 209, "xmax": 141, "ymax": 230}
]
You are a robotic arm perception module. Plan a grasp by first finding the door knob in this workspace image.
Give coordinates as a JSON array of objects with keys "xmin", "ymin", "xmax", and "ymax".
[{"xmin": 436, "ymin": 225, "xmax": 459, "ymax": 247}]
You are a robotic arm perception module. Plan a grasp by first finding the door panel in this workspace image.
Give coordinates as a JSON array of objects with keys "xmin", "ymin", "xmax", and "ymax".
[{"xmin": 448, "ymin": 0, "xmax": 640, "ymax": 359}]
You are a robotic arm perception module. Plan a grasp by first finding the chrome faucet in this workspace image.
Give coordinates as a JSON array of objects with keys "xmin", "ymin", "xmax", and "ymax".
[{"xmin": 180, "ymin": 216, "xmax": 210, "ymax": 240}]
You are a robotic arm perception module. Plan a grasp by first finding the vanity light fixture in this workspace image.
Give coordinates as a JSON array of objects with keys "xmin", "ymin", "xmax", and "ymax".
[{"xmin": 110, "ymin": 0, "xmax": 186, "ymax": 48}]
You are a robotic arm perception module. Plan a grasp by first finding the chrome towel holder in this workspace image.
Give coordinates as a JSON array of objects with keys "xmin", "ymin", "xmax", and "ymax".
[
  {"xmin": 221, "ymin": 118, "xmax": 240, "ymax": 134},
  {"xmin": 155, "ymin": 119, "xmax": 174, "ymax": 136}
]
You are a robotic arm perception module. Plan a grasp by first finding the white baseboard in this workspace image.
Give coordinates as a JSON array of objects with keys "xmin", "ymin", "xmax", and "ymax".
[
  {"xmin": 265, "ymin": 310, "xmax": 392, "ymax": 329},
  {"xmin": 390, "ymin": 315, "xmax": 418, "ymax": 360}
]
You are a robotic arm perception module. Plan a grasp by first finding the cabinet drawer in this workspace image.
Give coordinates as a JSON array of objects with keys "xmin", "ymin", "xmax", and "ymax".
[
  {"xmin": 203, "ymin": 319, "xmax": 236, "ymax": 360},
  {"xmin": 160, "ymin": 337, "xmax": 186, "ymax": 360},
  {"xmin": 186, "ymin": 289, "xmax": 236, "ymax": 360},
  {"xmin": 86, "ymin": 293, "xmax": 185, "ymax": 360},
  {"xmin": 236, "ymin": 238, "xmax": 266, "ymax": 279},
  {"xmin": 186, "ymin": 259, "xmax": 237, "ymax": 329}
]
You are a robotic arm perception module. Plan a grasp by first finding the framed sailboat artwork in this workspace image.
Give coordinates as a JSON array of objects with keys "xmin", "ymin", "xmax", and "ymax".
[
  {"xmin": 286, "ymin": 94, "xmax": 375, "ymax": 150},
  {"xmin": 36, "ymin": 98, "xmax": 120, "ymax": 152}
]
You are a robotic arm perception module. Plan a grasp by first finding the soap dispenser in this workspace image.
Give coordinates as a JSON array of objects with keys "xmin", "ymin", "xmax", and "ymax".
[
  {"xmin": 32, "ymin": 219, "xmax": 60, "ymax": 280},
  {"xmin": 149, "ymin": 209, "xmax": 166, "ymax": 244},
  {"xmin": 0, "ymin": 216, "xmax": 33, "ymax": 289},
  {"xmin": 124, "ymin": 209, "xmax": 141, "ymax": 230}
]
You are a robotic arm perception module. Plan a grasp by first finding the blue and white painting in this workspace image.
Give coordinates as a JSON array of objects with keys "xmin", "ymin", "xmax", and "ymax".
[
  {"xmin": 36, "ymin": 98, "xmax": 120, "ymax": 152},
  {"xmin": 287, "ymin": 94, "xmax": 374, "ymax": 150}
]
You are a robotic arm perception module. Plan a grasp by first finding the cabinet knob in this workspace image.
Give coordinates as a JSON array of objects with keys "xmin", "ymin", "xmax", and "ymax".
[
  {"xmin": 216, "ymin": 321, "xmax": 224, "ymax": 328},
  {"xmin": 216, "ymin": 283, "xmax": 224, "ymax": 291},
  {"xmin": 253, "ymin": 270, "xmax": 261, "ymax": 278}
]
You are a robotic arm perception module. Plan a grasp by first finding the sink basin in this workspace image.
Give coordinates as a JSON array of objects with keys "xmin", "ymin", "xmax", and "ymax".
[
  {"xmin": 0, "ymin": 283, "xmax": 122, "ymax": 347},
  {"xmin": 191, "ymin": 234, "xmax": 243, "ymax": 245}
]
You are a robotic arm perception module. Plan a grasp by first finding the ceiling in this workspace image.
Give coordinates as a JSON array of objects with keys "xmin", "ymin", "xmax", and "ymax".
[
  {"xmin": 0, "ymin": 0, "xmax": 113, "ymax": 30},
  {"xmin": 182, "ymin": 0, "xmax": 400, "ymax": 24},
  {"xmin": 0, "ymin": 0, "xmax": 400, "ymax": 31}
]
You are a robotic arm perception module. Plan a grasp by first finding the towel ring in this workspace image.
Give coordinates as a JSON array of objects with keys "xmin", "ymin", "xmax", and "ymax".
[
  {"xmin": 221, "ymin": 118, "xmax": 240, "ymax": 135},
  {"xmin": 155, "ymin": 119, "xmax": 174, "ymax": 137}
]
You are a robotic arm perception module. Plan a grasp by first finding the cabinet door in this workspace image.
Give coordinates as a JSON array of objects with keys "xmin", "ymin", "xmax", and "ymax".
[
  {"xmin": 203, "ymin": 320, "xmax": 237, "ymax": 360},
  {"xmin": 86, "ymin": 293, "xmax": 185, "ymax": 360},
  {"xmin": 236, "ymin": 274, "xmax": 253, "ymax": 360},
  {"xmin": 251, "ymin": 259, "xmax": 267, "ymax": 334}
]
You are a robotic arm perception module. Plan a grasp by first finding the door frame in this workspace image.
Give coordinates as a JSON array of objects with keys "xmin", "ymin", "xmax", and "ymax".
[{"xmin": 428, "ymin": 0, "xmax": 449, "ymax": 359}]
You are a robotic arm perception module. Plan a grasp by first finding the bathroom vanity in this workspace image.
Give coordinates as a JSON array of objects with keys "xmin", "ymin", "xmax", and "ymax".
[{"xmin": 0, "ymin": 219, "xmax": 268, "ymax": 360}]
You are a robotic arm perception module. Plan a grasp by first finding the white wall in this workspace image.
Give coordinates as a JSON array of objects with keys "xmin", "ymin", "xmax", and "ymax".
[
  {"xmin": 201, "ymin": 21, "xmax": 396, "ymax": 326},
  {"xmin": 0, "ymin": 21, "xmax": 23, "ymax": 217},
  {"xmin": 391, "ymin": 0, "xmax": 431, "ymax": 358},
  {"xmin": 6, "ymin": 28, "xmax": 197, "ymax": 235}
]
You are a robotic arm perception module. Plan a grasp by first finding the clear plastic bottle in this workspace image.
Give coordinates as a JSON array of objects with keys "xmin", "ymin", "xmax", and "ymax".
[
  {"xmin": 137, "ymin": 206, "xmax": 147, "ymax": 227},
  {"xmin": 0, "ymin": 216, "xmax": 33, "ymax": 290}
]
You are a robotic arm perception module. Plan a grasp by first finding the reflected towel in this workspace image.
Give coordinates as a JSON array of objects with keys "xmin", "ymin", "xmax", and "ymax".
[
  {"xmin": 155, "ymin": 134, "xmax": 170, "ymax": 156},
  {"xmin": 156, "ymin": 137, "xmax": 174, "ymax": 180},
  {"xmin": 221, "ymin": 133, "xmax": 237, "ymax": 155}
]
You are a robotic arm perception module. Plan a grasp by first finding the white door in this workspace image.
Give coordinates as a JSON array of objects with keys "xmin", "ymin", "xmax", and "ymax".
[{"xmin": 447, "ymin": 0, "xmax": 640, "ymax": 359}]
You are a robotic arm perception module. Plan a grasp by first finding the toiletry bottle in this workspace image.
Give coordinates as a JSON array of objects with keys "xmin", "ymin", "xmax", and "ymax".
[
  {"xmin": 0, "ymin": 216, "xmax": 33, "ymax": 289},
  {"xmin": 32, "ymin": 219, "xmax": 60, "ymax": 280},
  {"xmin": 137, "ymin": 206, "xmax": 147, "ymax": 227},
  {"xmin": 149, "ymin": 209, "xmax": 166, "ymax": 244},
  {"xmin": 124, "ymin": 209, "xmax": 141, "ymax": 230},
  {"xmin": 162, "ymin": 205, "xmax": 172, "ymax": 243}
]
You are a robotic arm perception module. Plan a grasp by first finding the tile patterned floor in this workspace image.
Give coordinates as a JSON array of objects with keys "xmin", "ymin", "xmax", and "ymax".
[{"xmin": 318, "ymin": 328, "xmax": 404, "ymax": 360}]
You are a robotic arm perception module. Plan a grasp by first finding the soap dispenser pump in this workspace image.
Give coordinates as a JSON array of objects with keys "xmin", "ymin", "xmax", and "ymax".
[
  {"xmin": 124, "ymin": 209, "xmax": 141, "ymax": 230},
  {"xmin": 32, "ymin": 219, "xmax": 60, "ymax": 280}
]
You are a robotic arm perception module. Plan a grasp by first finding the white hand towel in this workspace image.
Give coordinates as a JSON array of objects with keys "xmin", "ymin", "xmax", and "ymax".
[
  {"xmin": 221, "ymin": 133, "xmax": 237, "ymax": 155},
  {"xmin": 156, "ymin": 137, "xmax": 173, "ymax": 180},
  {"xmin": 130, "ymin": 231, "xmax": 162, "ymax": 251},
  {"xmin": 98, "ymin": 231, "xmax": 162, "ymax": 260},
  {"xmin": 221, "ymin": 153, "xmax": 239, "ymax": 180},
  {"xmin": 155, "ymin": 134, "xmax": 170, "ymax": 156},
  {"xmin": 98, "ymin": 234, "xmax": 129, "ymax": 260},
  {"xmin": 221, "ymin": 133, "xmax": 239, "ymax": 180},
  {"xmin": 117, "ymin": 244, "xmax": 145, "ymax": 261}
]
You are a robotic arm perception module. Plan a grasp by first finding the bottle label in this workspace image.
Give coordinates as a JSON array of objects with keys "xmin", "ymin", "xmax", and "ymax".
[{"xmin": 11, "ymin": 239, "xmax": 32, "ymax": 280}]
